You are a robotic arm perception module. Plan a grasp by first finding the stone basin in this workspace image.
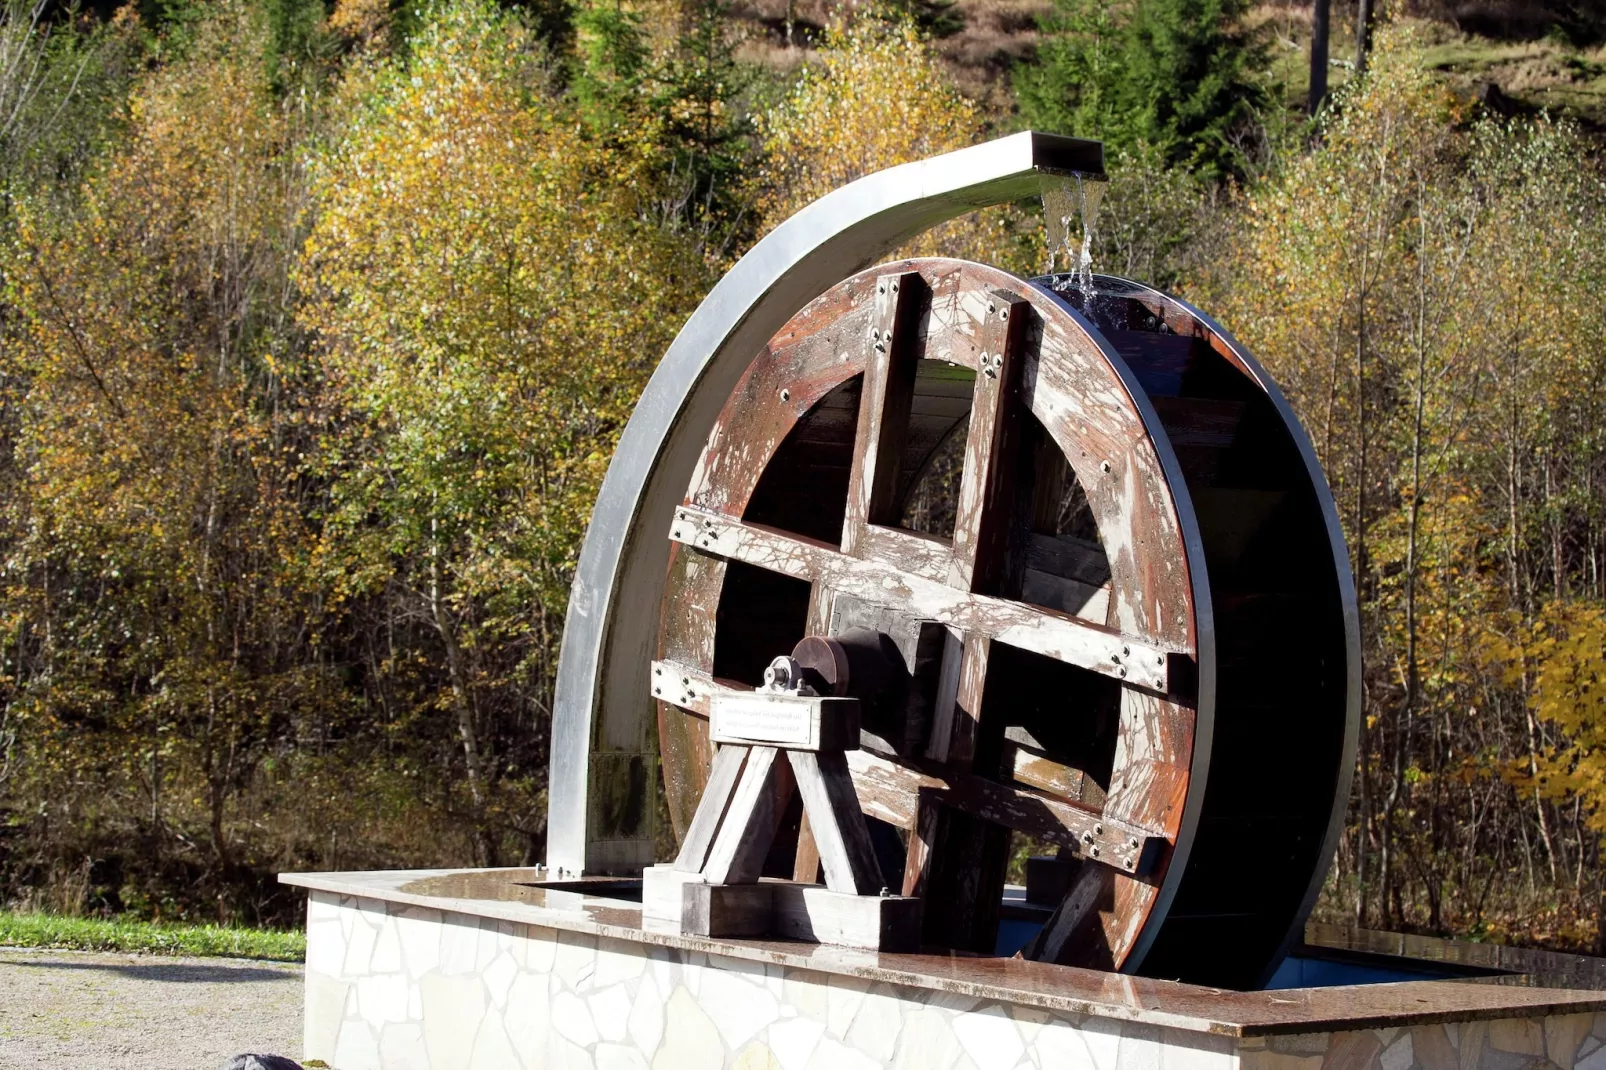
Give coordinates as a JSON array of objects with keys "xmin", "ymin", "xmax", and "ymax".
[{"xmin": 281, "ymin": 868, "xmax": 1606, "ymax": 1070}]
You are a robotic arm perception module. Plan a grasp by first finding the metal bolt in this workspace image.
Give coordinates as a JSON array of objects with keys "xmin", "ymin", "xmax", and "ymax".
[{"xmin": 781, "ymin": 389, "xmax": 791, "ymax": 402}]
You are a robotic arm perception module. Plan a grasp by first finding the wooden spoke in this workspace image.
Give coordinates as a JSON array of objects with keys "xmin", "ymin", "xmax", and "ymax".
[
  {"xmin": 668, "ymin": 506, "xmax": 1175, "ymax": 693},
  {"xmin": 842, "ymin": 270, "xmax": 925, "ymax": 557},
  {"xmin": 847, "ymin": 750, "xmax": 1156, "ymax": 874},
  {"xmin": 949, "ymin": 294, "xmax": 1029, "ymax": 594},
  {"xmin": 900, "ymin": 796, "xmax": 941, "ymax": 898},
  {"xmin": 1003, "ymin": 736, "xmax": 1103, "ymax": 807}
]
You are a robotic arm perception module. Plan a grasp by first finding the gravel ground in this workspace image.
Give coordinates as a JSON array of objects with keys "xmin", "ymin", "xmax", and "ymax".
[{"xmin": 0, "ymin": 947, "xmax": 303, "ymax": 1070}]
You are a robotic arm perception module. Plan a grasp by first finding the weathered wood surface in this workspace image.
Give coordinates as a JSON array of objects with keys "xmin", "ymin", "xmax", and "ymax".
[
  {"xmin": 658, "ymin": 258, "xmax": 1205, "ymax": 969},
  {"xmin": 669, "ymin": 506, "xmax": 1172, "ymax": 693},
  {"xmin": 948, "ymin": 294, "xmax": 1028, "ymax": 594},
  {"xmin": 843, "ymin": 271, "xmax": 925, "ymax": 556},
  {"xmin": 682, "ymin": 881, "xmax": 774, "ymax": 938},
  {"xmin": 769, "ymin": 881, "xmax": 922, "ymax": 952},
  {"xmin": 787, "ymin": 749, "xmax": 884, "ymax": 894},
  {"xmin": 654, "ymin": 660, "xmax": 1158, "ymax": 872},
  {"xmin": 703, "ymin": 746, "xmax": 785, "ymax": 885},
  {"xmin": 673, "ymin": 744, "xmax": 747, "ymax": 873}
]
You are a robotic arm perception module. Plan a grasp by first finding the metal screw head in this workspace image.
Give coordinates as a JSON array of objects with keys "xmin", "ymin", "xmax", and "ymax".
[
  {"xmin": 780, "ymin": 389, "xmax": 791, "ymax": 402},
  {"xmin": 891, "ymin": 283, "xmax": 899, "ymax": 293},
  {"xmin": 878, "ymin": 284, "xmax": 885, "ymax": 294},
  {"xmin": 1091, "ymin": 846, "xmax": 1101, "ymax": 858},
  {"xmin": 655, "ymin": 667, "xmax": 662, "ymax": 676},
  {"xmin": 1094, "ymin": 823, "xmax": 1104, "ymax": 836},
  {"xmin": 1081, "ymin": 831, "xmax": 1094, "ymax": 844},
  {"xmin": 1128, "ymin": 837, "xmax": 1139, "ymax": 849},
  {"xmin": 988, "ymin": 303, "xmax": 997, "ymax": 314},
  {"xmin": 1001, "ymin": 309, "xmax": 1009, "ymax": 320},
  {"xmin": 654, "ymin": 686, "xmax": 661, "ymax": 695},
  {"xmin": 1100, "ymin": 460, "xmax": 1112, "ymax": 473},
  {"xmin": 1122, "ymin": 645, "xmax": 1131, "ymax": 657},
  {"xmin": 672, "ymin": 528, "xmax": 682, "ymax": 539},
  {"xmin": 1125, "ymin": 858, "xmax": 1135, "ymax": 871},
  {"xmin": 1119, "ymin": 666, "xmax": 1127, "ymax": 678}
]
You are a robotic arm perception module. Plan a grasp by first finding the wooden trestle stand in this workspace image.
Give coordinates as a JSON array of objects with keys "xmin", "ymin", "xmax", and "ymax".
[{"xmin": 642, "ymin": 656, "xmax": 922, "ymax": 951}]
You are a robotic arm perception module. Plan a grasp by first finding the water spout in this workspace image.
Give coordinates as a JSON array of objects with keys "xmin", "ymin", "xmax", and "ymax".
[{"xmin": 1040, "ymin": 173, "xmax": 1106, "ymax": 300}]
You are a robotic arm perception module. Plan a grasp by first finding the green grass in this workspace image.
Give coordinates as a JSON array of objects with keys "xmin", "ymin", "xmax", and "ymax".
[{"xmin": 0, "ymin": 912, "xmax": 305, "ymax": 962}]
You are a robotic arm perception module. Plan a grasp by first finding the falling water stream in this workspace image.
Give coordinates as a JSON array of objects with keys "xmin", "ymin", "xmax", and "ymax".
[{"xmin": 1040, "ymin": 173, "xmax": 1107, "ymax": 300}]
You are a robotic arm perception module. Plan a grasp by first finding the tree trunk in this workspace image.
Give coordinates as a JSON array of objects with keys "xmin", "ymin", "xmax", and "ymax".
[
  {"xmin": 1355, "ymin": 0, "xmax": 1374, "ymax": 75},
  {"xmin": 1309, "ymin": 0, "xmax": 1330, "ymax": 116}
]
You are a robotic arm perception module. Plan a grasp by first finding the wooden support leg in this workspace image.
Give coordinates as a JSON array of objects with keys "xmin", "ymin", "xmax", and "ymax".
[
  {"xmin": 793, "ymin": 808, "xmax": 823, "ymax": 884},
  {"xmin": 1023, "ymin": 864, "xmax": 1115, "ymax": 967},
  {"xmin": 674, "ymin": 744, "xmax": 748, "ymax": 872},
  {"xmin": 703, "ymin": 746, "xmax": 786, "ymax": 885},
  {"xmin": 919, "ymin": 809, "xmax": 1011, "ymax": 953},
  {"xmin": 788, "ymin": 749, "xmax": 883, "ymax": 895}
]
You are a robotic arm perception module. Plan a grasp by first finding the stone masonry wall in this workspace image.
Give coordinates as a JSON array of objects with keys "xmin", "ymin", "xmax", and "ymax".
[{"xmin": 302, "ymin": 893, "xmax": 1606, "ymax": 1070}]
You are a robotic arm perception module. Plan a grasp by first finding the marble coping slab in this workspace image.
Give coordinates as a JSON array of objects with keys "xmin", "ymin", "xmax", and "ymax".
[{"xmin": 280, "ymin": 868, "xmax": 1606, "ymax": 1039}]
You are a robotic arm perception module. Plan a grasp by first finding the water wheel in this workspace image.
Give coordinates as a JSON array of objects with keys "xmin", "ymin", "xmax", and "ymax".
[{"xmin": 650, "ymin": 259, "xmax": 1358, "ymax": 990}]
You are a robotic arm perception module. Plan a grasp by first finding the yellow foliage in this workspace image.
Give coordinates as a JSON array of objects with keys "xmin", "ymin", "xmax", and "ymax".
[
  {"xmin": 298, "ymin": 0, "xmax": 708, "ymax": 632},
  {"xmin": 751, "ymin": 15, "xmax": 1031, "ymax": 269},
  {"xmin": 1497, "ymin": 604, "xmax": 1606, "ymax": 832}
]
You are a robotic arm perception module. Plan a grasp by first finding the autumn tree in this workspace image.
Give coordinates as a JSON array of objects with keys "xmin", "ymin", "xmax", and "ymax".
[
  {"xmin": 0, "ymin": 0, "xmax": 335, "ymax": 918},
  {"xmin": 298, "ymin": 0, "xmax": 709, "ymax": 865}
]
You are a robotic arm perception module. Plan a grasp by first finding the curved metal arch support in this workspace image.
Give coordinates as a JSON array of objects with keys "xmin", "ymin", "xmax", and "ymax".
[{"xmin": 547, "ymin": 132, "xmax": 1105, "ymax": 876}]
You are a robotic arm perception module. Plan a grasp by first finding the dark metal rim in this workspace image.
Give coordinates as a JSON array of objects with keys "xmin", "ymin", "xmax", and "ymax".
[{"xmin": 1080, "ymin": 273, "xmax": 1362, "ymax": 985}]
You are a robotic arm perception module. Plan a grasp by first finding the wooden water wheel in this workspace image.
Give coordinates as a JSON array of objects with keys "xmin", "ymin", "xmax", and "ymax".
[{"xmin": 651, "ymin": 258, "xmax": 1358, "ymax": 990}]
